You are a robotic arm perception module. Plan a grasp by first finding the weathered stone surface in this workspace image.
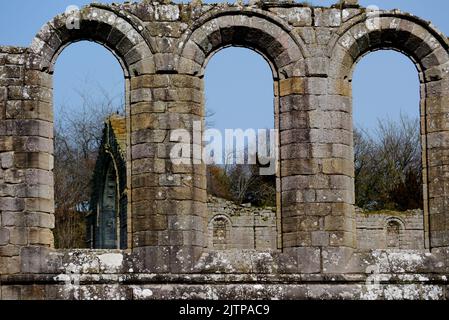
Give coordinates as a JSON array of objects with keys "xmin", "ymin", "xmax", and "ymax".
[
  {"xmin": 269, "ymin": 7, "xmax": 312, "ymax": 27},
  {"xmin": 0, "ymin": 227, "xmax": 10, "ymax": 245},
  {"xmin": 0, "ymin": 152, "xmax": 14, "ymax": 169},
  {"xmin": 1, "ymin": 0, "xmax": 449, "ymax": 300},
  {"xmin": 314, "ymin": 8, "xmax": 341, "ymax": 27}
]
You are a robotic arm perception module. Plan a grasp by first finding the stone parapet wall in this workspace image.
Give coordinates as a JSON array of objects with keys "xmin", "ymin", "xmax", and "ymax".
[
  {"xmin": 1, "ymin": 248, "xmax": 449, "ymax": 299},
  {"xmin": 206, "ymin": 197, "xmax": 426, "ymax": 251}
]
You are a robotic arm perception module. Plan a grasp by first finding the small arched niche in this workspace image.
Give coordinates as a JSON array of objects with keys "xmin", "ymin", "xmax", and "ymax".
[
  {"xmin": 208, "ymin": 215, "xmax": 232, "ymax": 250},
  {"xmin": 386, "ymin": 219, "xmax": 404, "ymax": 249}
]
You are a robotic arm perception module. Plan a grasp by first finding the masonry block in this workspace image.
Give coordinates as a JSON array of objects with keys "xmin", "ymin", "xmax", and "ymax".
[{"xmin": 0, "ymin": 0, "xmax": 448, "ymax": 300}]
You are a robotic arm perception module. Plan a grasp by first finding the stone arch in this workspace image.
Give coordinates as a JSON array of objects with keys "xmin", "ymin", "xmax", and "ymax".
[
  {"xmin": 177, "ymin": 9, "xmax": 308, "ymax": 252},
  {"xmin": 208, "ymin": 214, "xmax": 232, "ymax": 250},
  {"xmin": 328, "ymin": 12, "xmax": 449, "ymax": 250},
  {"xmin": 28, "ymin": 5, "xmax": 155, "ymax": 77},
  {"xmin": 328, "ymin": 13, "xmax": 449, "ymax": 83},
  {"xmin": 177, "ymin": 9, "xmax": 307, "ymax": 79},
  {"xmin": 27, "ymin": 5, "xmax": 155, "ymax": 250}
]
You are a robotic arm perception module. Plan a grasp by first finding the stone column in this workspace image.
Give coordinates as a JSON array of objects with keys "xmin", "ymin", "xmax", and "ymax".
[
  {"xmin": 279, "ymin": 77, "xmax": 357, "ymax": 253},
  {"xmin": 425, "ymin": 79, "xmax": 449, "ymax": 250},
  {"xmin": 279, "ymin": 76, "xmax": 319, "ymax": 250},
  {"xmin": 130, "ymin": 74, "xmax": 207, "ymax": 273},
  {"xmin": 0, "ymin": 47, "xmax": 54, "ymax": 276},
  {"xmin": 279, "ymin": 72, "xmax": 356, "ymax": 272}
]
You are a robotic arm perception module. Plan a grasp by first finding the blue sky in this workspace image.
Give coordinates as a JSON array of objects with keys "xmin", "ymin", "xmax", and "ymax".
[{"xmin": 0, "ymin": 1, "xmax": 448, "ymax": 133}]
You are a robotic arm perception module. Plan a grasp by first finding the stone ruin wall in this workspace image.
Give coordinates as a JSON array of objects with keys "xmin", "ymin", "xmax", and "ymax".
[
  {"xmin": 208, "ymin": 197, "xmax": 425, "ymax": 251},
  {"xmin": 355, "ymin": 209, "xmax": 425, "ymax": 250},
  {"xmin": 1, "ymin": 0, "xmax": 449, "ymax": 299},
  {"xmin": 207, "ymin": 197, "xmax": 278, "ymax": 251}
]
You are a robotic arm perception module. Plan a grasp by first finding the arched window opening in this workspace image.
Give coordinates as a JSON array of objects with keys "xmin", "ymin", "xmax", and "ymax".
[
  {"xmin": 53, "ymin": 41, "xmax": 125, "ymax": 249},
  {"xmin": 204, "ymin": 47, "xmax": 278, "ymax": 250},
  {"xmin": 353, "ymin": 50, "xmax": 425, "ymax": 250},
  {"xmin": 386, "ymin": 220, "xmax": 402, "ymax": 249}
]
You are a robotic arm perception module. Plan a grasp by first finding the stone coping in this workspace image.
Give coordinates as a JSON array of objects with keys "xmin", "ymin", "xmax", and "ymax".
[{"xmin": 10, "ymin": 248, "xmax": 449, "ymax": 277}]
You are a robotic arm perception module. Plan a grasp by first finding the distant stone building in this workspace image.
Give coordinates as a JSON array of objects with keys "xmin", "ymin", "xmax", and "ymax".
[
  {"xmin": 89, "ymin": 116, "xmax": 425, "ymax": 251},
  {"xmin": 87, "ymin": 115, "xmax": 128, "ymax": 249}
]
